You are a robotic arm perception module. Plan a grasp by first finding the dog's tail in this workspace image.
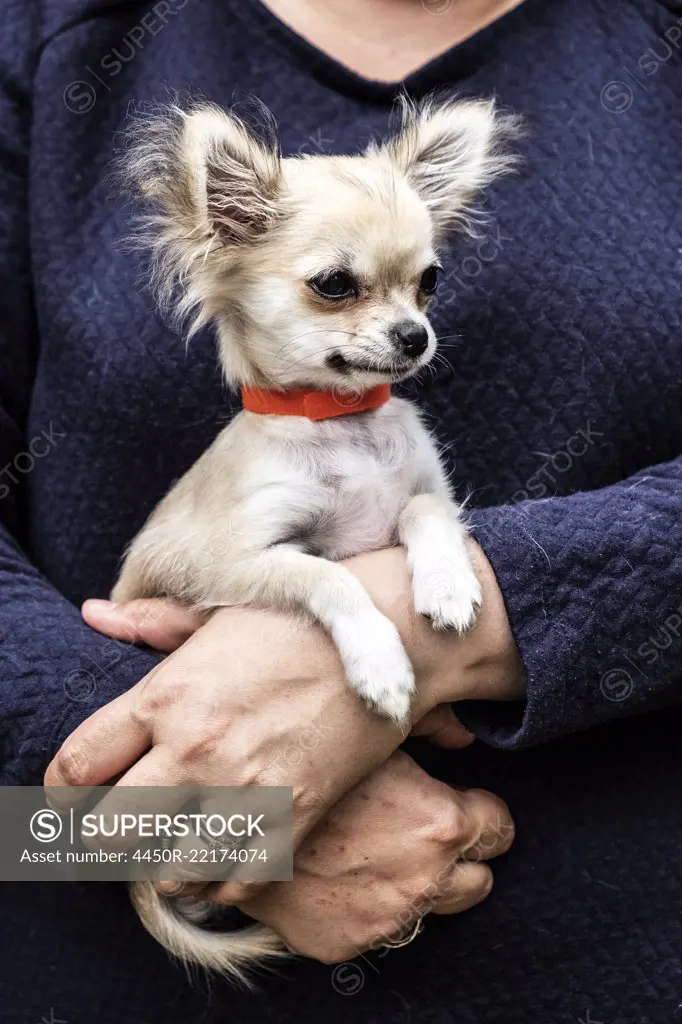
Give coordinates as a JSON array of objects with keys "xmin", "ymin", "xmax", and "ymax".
[{"xmin": 130, "ymin": 880, "xmax": 288, "ymax": 984}]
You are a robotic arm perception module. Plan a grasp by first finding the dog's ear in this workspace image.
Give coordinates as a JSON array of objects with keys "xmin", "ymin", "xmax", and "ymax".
[
  {"xmin": 123, "ymin": 100, "xmax": 281, "ymax": 246},
  {"xmin": 120, "ymin": 100, "xmax": 281, "ymax": 334},
  {"xmin": 378, "ymin": 97, "xmax": 520, "ymax": 236},
  {"xmin": 186, "ymin": 103, "xmax": 282, "ymax": 245}
]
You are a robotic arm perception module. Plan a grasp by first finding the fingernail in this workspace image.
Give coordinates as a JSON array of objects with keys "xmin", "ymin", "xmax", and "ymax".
[
  {"xmin": 156, "ymin": 879, "xmax": 185, "ymax": 896},
  {"xmin": 83, "ymin": 599, "xmax": 119, "ymax": 615}
]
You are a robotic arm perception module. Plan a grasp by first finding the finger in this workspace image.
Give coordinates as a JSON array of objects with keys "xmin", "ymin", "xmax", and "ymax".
[
  {"xmin": 410, "ymin": 705, "xmax": 475, "ymax": 749},
  {"xmin": 431, "ymin": 861, "xmax": 493, "ymax": 914},
  {"xmin": 194, "ymin": 876, "xmax": 264, "ymax": 908},
  {"xmin": 83, "ymin": 748, "xmax": 187, "ymax": 852},
  {"xmin": 82, "ymin": 598, "xmax": 206, "ymax": 653},
  {"xmin": 44, "ymin": 685, "xmax": 152, "ymax": 799},
  {"xmin": 457, "ymin": 789, "xmax": 515, "ymax": 861}
]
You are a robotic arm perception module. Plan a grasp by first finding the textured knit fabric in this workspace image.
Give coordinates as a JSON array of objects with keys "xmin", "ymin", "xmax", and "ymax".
[
  {"xmin": 0, "ymin": 0, "xmax": 679, "ymax": 779},
  {"xmin": 0, "ymin": 0, "xmax": 681, "ymax": 1020}
]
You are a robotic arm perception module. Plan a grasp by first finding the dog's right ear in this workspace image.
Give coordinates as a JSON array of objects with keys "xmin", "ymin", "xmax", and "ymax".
[
  {"xmin": 123, "ymin": 101, "xmax": 282, "ymax": 248},
  {"xmin": 120, "ymin": 101, "xmax": 281, "ymax": 335}
]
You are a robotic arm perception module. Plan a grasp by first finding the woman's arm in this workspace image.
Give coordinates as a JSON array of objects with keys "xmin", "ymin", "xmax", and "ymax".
[
  {"xmin": 0, "ymin": 2, "xmax": 161, "ymax": 783},
  {"xmin": 465, "ymin": 455, "xmax": 682, "ymax": 746}
]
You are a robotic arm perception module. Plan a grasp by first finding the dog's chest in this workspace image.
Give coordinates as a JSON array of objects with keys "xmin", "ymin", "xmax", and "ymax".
[{"xmin": 304, "ymin": 419, "xmax": 417, "ymax": 560}]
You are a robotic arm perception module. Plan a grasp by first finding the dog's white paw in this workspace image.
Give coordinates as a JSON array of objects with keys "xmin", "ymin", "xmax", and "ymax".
[
  {"xmin": 413, "ymin": 561, "xmax": 483, "ymax": 633},
  {"xmin": 334, "ymin": 612, "xmax": 416, "ymax": 725}
]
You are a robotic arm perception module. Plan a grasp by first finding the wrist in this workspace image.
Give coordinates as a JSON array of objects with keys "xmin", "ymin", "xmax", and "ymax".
[
  {"xmin": 437, "ymin": 538, "xmax": 525, "ymax": 704},
  {"xmin": 344, "ymin": 542, "xmax": 525, "ymax": 718}
]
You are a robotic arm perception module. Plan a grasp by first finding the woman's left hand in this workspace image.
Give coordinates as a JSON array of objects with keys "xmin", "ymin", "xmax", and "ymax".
[{"xmin": 242, "ymin": 750, "xmax": 514, "ymax": 963}]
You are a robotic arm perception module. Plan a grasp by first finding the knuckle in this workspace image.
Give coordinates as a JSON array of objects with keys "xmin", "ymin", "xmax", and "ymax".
[
  {"xmin": 55, "ymin": 741, "xmax": 91, "ymax": 786},
  {"xmin": 204, "ymin": 879, "xmax": 258, "ymax": 907},
  {"xmin": 121, "ymin": 598, "xmax": 162, "ymax": 630},
  {"xmin": 136, "ymin": 674, "xmax": 190, "ymax": 718},
  {"xmin": 464, "ymin": 865, "xmax": 494, "ymax": 904},
  {"xmin": 403, "ymin": 873, "xmax": 437, "ymax": 913},
  {"xmin": 178, "ymin": 728, "xmax": 224, "ymax": 765},
  {"xmin": 479, "ymin": 868, "xmax": 494, "ymax": 899},
  {"xmin": 466, "ymin": 791, "xmax": 516, "ymax": 858},
  {"xmin": 426, "ymin": 798, "xmax": 472, "ymax": 848},
  {"xmin": 495, "ymin": 816, "xmax": 516, "ymax": 855},
  {"xmin": 444, "ymin": 862, "xmax": 493, "ymax": 908}
]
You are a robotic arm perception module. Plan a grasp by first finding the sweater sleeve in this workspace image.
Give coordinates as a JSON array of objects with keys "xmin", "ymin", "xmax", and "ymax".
[
  {"xmin": 0, "ymin": 0, "xmax": 159, "ymax": 784},
  {"xmin": 461, "ymin": 455, "xmax": 682, "ymax": 748}
]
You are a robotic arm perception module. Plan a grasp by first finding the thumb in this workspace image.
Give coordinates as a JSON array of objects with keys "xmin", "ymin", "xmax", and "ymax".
[
  {"xmin": 82, "ymin": 597, "xmax": 206, "ymax": 653},
  {"xmin": 410, "ymin": 705, "xmax": 476, "ymax": 749}
]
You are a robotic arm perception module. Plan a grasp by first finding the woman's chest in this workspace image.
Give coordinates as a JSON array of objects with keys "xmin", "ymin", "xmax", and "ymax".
[{"xmin": 25, "ymin": 0, "xmax": 682, "ymax": 600}]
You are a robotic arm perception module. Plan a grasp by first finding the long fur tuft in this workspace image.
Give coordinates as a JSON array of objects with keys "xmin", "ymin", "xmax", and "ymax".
[
  {"xmin": 130, "ymin": 881, "xmax": 289, "ymax": 987},
  {"xmin": 374, "ymin": 94, "xmax": 523, "ymax": 237},
  {"xmin": 117, "ymin": 99, "xmax": 281, "ymax": 339}
]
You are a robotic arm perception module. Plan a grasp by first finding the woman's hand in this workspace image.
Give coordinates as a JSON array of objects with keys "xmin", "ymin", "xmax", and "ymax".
[
  {"xmin": 241, "ymin": 752, "xmax": 514, "ymax": 963},
  {"xmin": 79, "ymin": 589, "xmax": 480, "ymax": 750},
  {"xmin": 46, "ymin": 544, "xmax": 523, "ymax": 902},
  {"xmin": 80, "ymin": 539, "xmax": 524, "ymax": 743}
]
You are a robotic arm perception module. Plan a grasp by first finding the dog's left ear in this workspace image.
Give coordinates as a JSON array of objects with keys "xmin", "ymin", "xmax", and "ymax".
[{"xmin": 378, "ymin": 97, "xmax": 520, "ymax": 236}]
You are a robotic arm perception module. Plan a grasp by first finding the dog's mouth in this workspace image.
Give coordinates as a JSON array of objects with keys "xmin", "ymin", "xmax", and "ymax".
[{"xmin": 325, "ymin": 351, "xmax": 420, "ymax": 379}]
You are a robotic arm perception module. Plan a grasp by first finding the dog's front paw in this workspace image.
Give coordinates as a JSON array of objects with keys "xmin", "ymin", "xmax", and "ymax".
[
  {"xmin": 413, "ymin": 560, "xmax": 483, "ymax": 633},
  {"xmin": 334, "ymin": 612, "xmax": 415, "ymax": 726}
]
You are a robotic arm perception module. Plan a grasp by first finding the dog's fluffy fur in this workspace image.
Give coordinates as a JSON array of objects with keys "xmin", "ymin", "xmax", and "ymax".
[{"xmin": 114, "ymin": 94, "xmax": 519, "ymax": 981}]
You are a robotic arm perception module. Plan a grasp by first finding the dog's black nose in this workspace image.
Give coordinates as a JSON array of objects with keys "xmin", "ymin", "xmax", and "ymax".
[{"xmin": 391, "ymin": 321, "xmax": 429, "ymax": 358}]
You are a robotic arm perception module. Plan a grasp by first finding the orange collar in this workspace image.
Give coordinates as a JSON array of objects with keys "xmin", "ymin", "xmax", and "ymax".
[{"xmin": 241, "ymin": 384, "xmax": 391, "ymax": 420}]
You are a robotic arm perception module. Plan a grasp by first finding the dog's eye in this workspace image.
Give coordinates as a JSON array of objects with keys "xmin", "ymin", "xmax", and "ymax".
[
  {"xmin": 308, "ymin": 271, "xmax": 358, "ymax": 300},
  {"xmin": 419, "ymin": 265, "xmax": 440, "ymax": 296}
]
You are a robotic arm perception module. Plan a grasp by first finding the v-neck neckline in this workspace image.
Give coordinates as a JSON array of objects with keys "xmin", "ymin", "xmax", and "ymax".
[{"xmin": 226, "ymin": 0, "xmax": 541, "ymax": 103}]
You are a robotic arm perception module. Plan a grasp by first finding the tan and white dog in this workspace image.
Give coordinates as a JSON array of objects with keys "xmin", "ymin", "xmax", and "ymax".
[{"xmin": 114, "ymin": 95, "xmax": 518, "ymax": 979}]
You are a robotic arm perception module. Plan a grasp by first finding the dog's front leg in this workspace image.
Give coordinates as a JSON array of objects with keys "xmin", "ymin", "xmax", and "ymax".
[
  {"xmin": 399, "ymin": 491, "xmax": 482, "ymax": 634},
  {"xmin": 213, "ymin": 545, "xmax": 415, "ymax": 725}
]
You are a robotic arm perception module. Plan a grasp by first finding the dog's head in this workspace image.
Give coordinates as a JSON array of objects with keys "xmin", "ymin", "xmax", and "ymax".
[{"xmin": 124, "ymin": 97, "xmax": 519, "ymax": 391}]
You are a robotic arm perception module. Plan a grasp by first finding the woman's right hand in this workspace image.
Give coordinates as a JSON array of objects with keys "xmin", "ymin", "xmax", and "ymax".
[{"xmin": 243, "ymin": 751, "xmax": 514, "ymax": 963}]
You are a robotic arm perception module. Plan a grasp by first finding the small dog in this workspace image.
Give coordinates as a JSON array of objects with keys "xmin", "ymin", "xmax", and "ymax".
[{"xmin": 114, "ymin": 95, "xmax": 518, "ymax": 980}]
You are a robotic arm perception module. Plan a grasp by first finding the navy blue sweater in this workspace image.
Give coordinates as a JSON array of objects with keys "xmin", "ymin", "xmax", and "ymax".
[{"xmin": 0, "ymin": 0, "xmax": 680, "ymax": 784}]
